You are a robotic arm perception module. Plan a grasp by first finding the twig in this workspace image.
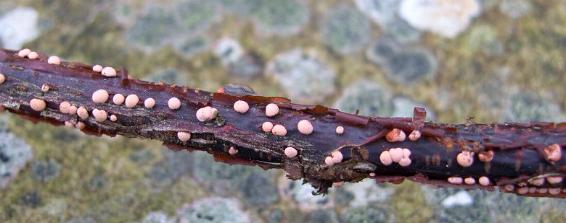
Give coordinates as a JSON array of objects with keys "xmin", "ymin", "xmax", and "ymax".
[{"xmin": 1, "ymin": 48, "xmax": 565, "ymax": 198}]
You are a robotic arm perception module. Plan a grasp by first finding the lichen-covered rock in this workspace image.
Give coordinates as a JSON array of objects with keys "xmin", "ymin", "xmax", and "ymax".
[
  {"xmin": 320, "ymin": 4, "xmax": 371, "ymax": 55},
  {"xmin": 392, "ymin": 96, "xmax": 435, "ymax": 120},
  {"xmin": 147, "ymin": 149, "xmax": 192, "ymax": 187},
  {"xmin": 30, "ymin": 159, "xmax": 60, "ymax": 183},
  {"xmin": 176, "ymin": 197, "xmax": 251, "ymax": 223},
  {"xmin": 339, "ymin": 180, "xmax": 394, "ymax": 207},
  {"xmin": 308, "ymin": 209, "xmax": 339, "ymax": 223},
  {"xmin": 143, "ymin": 69, "xmax": 189, "ymax": 86},
  {"xmin": 367, "ymin": 39, "xmax": 437, "ymax": 84},
  {"xmin": 267, "ymin": 49, "xmax": 336, "ymax": 103},
  {"xmin": 499, "ymin": 0, "xmax": 532, "ymax": 19},
  {"xmin": 239, "ymin": 171, "xmax": 279, "ymax": 206},
  {"xmin": 503, "ymin": 91, "xmax": 564, "ymax": 122},
  {"xmin": 278, "ymin": 176, "xmax": 334, "ymax": 211},
  {"xmin": 354, "ymin": 0, "xmax": 421, "ymax": 43},
  {"xmin": 399, "ymin": 0, "xmax": 481, "ymax": 38},
  {"xmin": 340, "ymin": 206, "xmax": 390, "ymax": 223},
  {"xmin": 124, "ymin": 5, "xmax": 178, "ymax": 52},
  {"xmin": 0, "ymin": 131, "xmax": 33, "ymax": 189},
  {"xmin": 465, "ymin": 25, "xmax": 503, "ymax": 56},
  {"xmin": 250, "ymin": 0, "xmax": 310, "ymax": 36},
  {"xmin": 141, "ymin": 211, "xmax": 175, "ymax": 223},
  {"xmin": 172, "ymin": 35, "xmax": 209, "ymax": 59},
  {"xmin": 0, "ymin": 7, "xmax": 40, "ymax": 49},
  {"xmin": 334, "ymin": 80, "xmax": 393, "ymax": 116}
]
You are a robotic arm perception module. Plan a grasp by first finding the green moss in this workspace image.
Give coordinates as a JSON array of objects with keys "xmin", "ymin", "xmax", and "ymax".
[{"xmin": 391, "ymin": 182, "xmax": 433, "ymax": 223}]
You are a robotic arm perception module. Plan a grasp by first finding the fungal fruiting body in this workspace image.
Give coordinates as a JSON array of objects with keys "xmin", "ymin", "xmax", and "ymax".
[
  {"xmin": 47, "ymin": 56, "xmax": 61, "ymax": 65},
  {"xmin": 1, "ymin": 48, "xmax": 566, "ymax": 198}
]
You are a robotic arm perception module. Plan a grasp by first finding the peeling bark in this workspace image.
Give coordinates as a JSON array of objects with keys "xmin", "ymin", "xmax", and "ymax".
[{"xmin": 1, "ymin": 49, "xmax": 566, "ymax": 198}]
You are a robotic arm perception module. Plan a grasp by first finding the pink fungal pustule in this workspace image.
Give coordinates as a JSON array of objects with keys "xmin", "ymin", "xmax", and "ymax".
[
  {"xmin": 530, "ymin": 178, "xmax": 545, "ymax": 186},
  {"xmin": 113, "ymin": 94, "xmax": 125, "ymax": 105},
  {"xmin": 379, "ymin": 151, "xmax": 393, "ymax": 166},
  {"xmin": 92, "ymin": 109, "xmax": 108, "ymax": 122},
  {"xmin": 196, "ymin": 106, "xmax": 219, "ymax": 122},
  {"xmin": 398, "ymin": 157, "xmax": 412, "ymax": 167},
  {"xmin": 177, "ymin": 131, "xmax": 191, "ymax": 142},
  {"xmin": 386, "ymin": 128, "xmax": 406, "ymax": 142},
  {"xmin": 517, "ymin": 187, "xmax": 529, "ymax": 194},
  {"xmin": 125, "ymin": 94, "xmax": 139, "ymax": 108},
  {"xmin": 233, "ymin": 100, "xmax": 249, "ymax": 114},
  {"xmin": 59, "ymin": 101, "xmax": 71, "ymax": 114},
  {"xmin": 262, "ymin": 122, "xmax": 274, "ymax": 133},
  {"xmin": 168, "ymin": 97, "xmax": 181, "ymax": 110},
  {"xmin": 479, "ymin": 176, "xmax": 490, "ymax": 186},
  {"xmin": 110, "ymin": 114, "xmax": 117, "ymax": 122},
  {"xmin": 447, "ymin": 177, "xmax": 463, "ymax": 184},
  {"xmin": 389, "ymin": 148, "xmax": 404, "ymax": 163},
  {"xmin": 92, "ymin": 89, "xmax": 109, "ymax": 104},
  {"xmin": 68, "ymin": 106, "xmax": 77, "ymax": 115},
  {"xmin": 265, "ymin": 103, "xmax": 279, "ymax": 117},
  {"xmin": 408, "ymin": 130, "xmax": 421, "ymax": 141},
  {"xmin": 30, "ymin": 98, "xmax": 46, "ymax": 111},
  {"xmin": 543, "ymin": 144, "xmax": 562, "ymax": 163},
  {"xmin": 456, "ymin": 151, "xmax": 474, "ymax": 167},
  {"xmin": 144, "ymin": 98, "xmax": 156, "ymax": 109},
  {"xmin": 331, "ymin": 150, "xmax": 343, "ymax": 163},
  {"xmin": 464, "ymin": 177, "xmax": 476, "ymax": 185},
  {"xmin": 77, "ymin": 106, "xmax": 89, "ymax": 120},
  {"xmin": 228, "ymin": 146, "xmax": 238, "ymax": 155},
  {"xmin": 271, "ymin": 124, "xmax": 287, "ymax": 136},
  {"xmin": 284, "ymin": 147, "xmax": 298, "ymax": 158},
  {"xmin": 92, "ymin": 65, "xmax": 103, "ymax": 72},
  {"xmin": 335, "ymin": 126, "xmax": 344, "ymax": 135},
  {"xmin": 27, "ymin": 51, "xmax": 39, "ymax": 59},
  {"xmin": 41, "ymin": 84, "xmax": 50, "ymax": 92},
  {"xmin": 324, "ymin": 156, "xmax": 334, "ymax": 166},
  {"xmin": 0, "ymin": 73, "xmax": 5, "ymax": 84},
  {"xmin": 101, "ymin": 67, "xmax": 117, "ymax": 77},
  {"xmin": 76, "ymin": 122, "xmax": 85, "ymax": 129},
  {"xmin": 47, "ymin": 56, "xmax": 61, "ymax": 65},
  {"xmin": 549, "ymin": 188, "xmax": 561, "ymax": 195},
  {"xmin": 297, "ymin": 119, "xmax": 314, "ymax": 135},
  {"xmin": 17, "ymin": 48, "xmax": 31, "ymax": 57},
  {"xmin": 504, "ymin": 184, "xmax": 515, "ymax": 192},
  {"xmin": 547, "ymin": 176, "xmax": 563, "ymax": 184}
]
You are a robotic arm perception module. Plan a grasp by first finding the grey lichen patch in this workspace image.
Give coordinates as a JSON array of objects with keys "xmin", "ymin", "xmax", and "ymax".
[
  {"xmin": 320, "ymin": 4, "xmax": 371, "ymax": 55},
  {"xmin": 250, "ymin": 0, "xmax": 310, "ymax": 36},
  {"xmin": 334, "ymin": 80, "xmax": 394, "ymax": 116},
  {"xmin": 30, "ymin": 159, "xmax": 60, "ymax": 183},
  {"xmin": 176, "ymin": 197, "xmax": 252, "ymax": 223},
  {"xmin": 0, "ymin": 130, "xmax": 33, "ymax": 189}
]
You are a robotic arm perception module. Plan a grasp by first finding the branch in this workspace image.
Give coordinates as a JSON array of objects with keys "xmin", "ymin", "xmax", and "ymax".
[{"xmin": 1, "ymin": 48, "xmax": 565, "ymax": 198}]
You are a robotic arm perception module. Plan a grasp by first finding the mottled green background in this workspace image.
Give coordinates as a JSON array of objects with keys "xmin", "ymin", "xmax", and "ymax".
[{"xmin": 0, "ymin": 0, "xmax": 565, "ymax": 222}]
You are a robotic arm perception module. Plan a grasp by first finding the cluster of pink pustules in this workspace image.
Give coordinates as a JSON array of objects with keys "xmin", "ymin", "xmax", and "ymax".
[{"xmin": 5, "ymin": 49, "xmax": 564, "ymax": 195}]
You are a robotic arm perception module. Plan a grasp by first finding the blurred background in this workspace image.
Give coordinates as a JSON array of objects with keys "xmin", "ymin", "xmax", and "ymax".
[{"xmin": 0, "ymin": 0, "xmax": 565, "ymax": 222}]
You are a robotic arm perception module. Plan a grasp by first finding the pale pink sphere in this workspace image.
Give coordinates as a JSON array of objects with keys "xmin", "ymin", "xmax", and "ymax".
[
  {"xmin": 233, "ymin": 100, "xmax": 249, "ymax": 114},
  {"xmin": 144, "ymin": 98, "xmax": 156, "ymax": 108},
  {"xmin": 77, "ymin": 106, "xmax": 89, "ymax": 120},
  {"xmin": 456, "ymin": 151, "xmax": 474, "ymax": 167},
  {"xmin": 447, "ymin": 177, "xmax": 463, "ymax": 184},
  {"xmin": 386, "ymin": 128, "xmax": 406, "ymax": 142},
  {"xmin": 92, "ymin": 89, "xmax": 109, "ymax": 104},
  {"xmin": 41, "ymin": 84, "xmax": 50, "ymax": 92},
  {"xmin": 479, "ymin": 176, "xmax": 490, "ymax": 186},
  {"xmin": 101, "ymin": 66, "xmax": 117, "ymax": 77},
  {"xmin": 68, "ymin": 106, "xmax": 77, "ymax": 115},
  {"xmin": 547, "ymin": 176, "xmax": 563, "ymax": 184},
  {"xmin": 168, "ymin": 97, "xmax": 181, "ymax": 110},
  {"xmin": 331, "ymin": 151, "xmax": 343, "ymax": 163},
  {"xmin": 76, "ymin": 122, "xmax": 86, "ymax": 129},
  {"xmin": 30, "ymin": 98, "xmax": 46, "ymax": 111},
  {"xmin": 379, "ymin": 151, "xmax": 393, "ymax": 166},
  {"xmin": 464, "ymin": 177, "xmax": 476, "ymax": 185},
  {"xmin": 113, "ymin": 94, "xmax": 125, "ymax": 105},
  {"xmin": 398, "ymin": 158, "xmax": 412, "ymax": 167},
  {"xmin": 47, "ymin": 56, "xmax": 61, "ymax": 65},
  {"xmin": 335, "ymin": 126, "xmax": 344, "ymax": 135},
  {"xmin": 27, "ymin": 51, "xmax": 39, "ymax": 59},
  {"xmin": 59, "ymin": 101, "xmax": 71, "ymax": 114},
  {"xmin": 265, "ymin": 103, "xmax": 279, "ymax": 117},
  {"xmin": 92, "ymin": 109, "xmax": 108, "ymax": 122},
  {"xmin": 530, "ymin": 178, "xmax": 545, "ymax": 186},
  {"xmin": 125, "ymin": 94, "xmax": 139, "ymax": 108},
  {"xmin": 228, "ymin": 147, "xmax": 238, "ymax": 155},
  {"xmin": 110, "ymin": 114, "xmax": 118, "ymax": 122},
  {"xmin": 517, "ymin": 187, "xmax": 529, "ymax": 194},
  {"xmin": 389, "ymin": 148, "xmax": 404, "ymax": 163},
  {"xmin": 284, "ymin": 147, "xmax": 298, "ymax": 158},
  {"xmin": 262, "ymin": 122, "xmax": 274, "ymax": 132},
  {"xmin": 324, "ymin": 156, "xmax": 334, "ymax": 166},
  {"xmin": 17, "ymin": 48, "xmax": 31, "ymax": 57},
  {"xmin": 549, "ymin": 188, "xmax": 561, "ymax": 195},
  {"xmin": 92, "ymin": 65, "xmax": 103, "ymax": 72},
  {"xmin": 297, "ymin": 120, "xmax": 314, "ymax": 135},
  {"xmin": 271, "ymin": 124, "xmax": 287, "ymax": 136},
  {"xmin": 0, "ymin": 73, "xmax": 5, "ymax": 84},
  {"xmin": 177, "ymin": 131, "xmax": 191, "ymax": 142}
]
